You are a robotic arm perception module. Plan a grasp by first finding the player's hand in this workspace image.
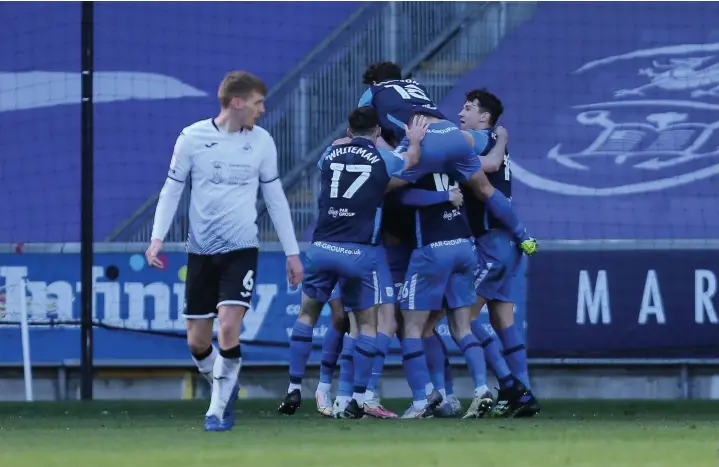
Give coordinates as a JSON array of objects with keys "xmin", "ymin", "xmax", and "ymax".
[
  {"xmin": 405, "ymin": 115, "xmax": 429, "ymax": 144},
  {"xmin": 332, "ymin": 137, "xmax": 352, "ymax": 146},
  {"xmin": 494, "ymin": 126, "xmax": 509, "ymax": 142},
  {"xmin": 286, "ymin": 255, "xmax": 304, "ymax": 288},
  {"xmin": 145, "ymin": 239, "xmax": 165, "ymax": 269},
  {"xmin": 448, "ymin": 188, "xmax": 463, "ymax": 208}
]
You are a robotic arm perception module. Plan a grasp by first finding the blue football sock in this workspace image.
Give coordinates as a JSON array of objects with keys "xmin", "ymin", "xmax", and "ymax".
[
  {"xmin": 485, "ymin": 190, "xmax": 528, "ymax": 242},
  {"xmin": 434, "ymin": 331, "xmax": 455, "ymax": 395},
  {"xmin": 498, "ymin": 324, "xmax": 531, "ymax": 389},
  {"xmin": 444, "ymin": 359, "xmax": 455, "ymax": 395},
  {"xmin": 459, "ymin": 334, "xmax": 487, "ymax": 390},
  {"xmin": 353, "ymin": 334, "xmax": 377, "ymax": 395},
  {"xmin": 367, "ymin": 332, "xmax": 391, "ymax": 392},
  {"xmin": 471, "ymin": 319, "xmax": 512, "ymax": 381},
  {"xmin": 319, "ymin": 327, "xmax": 343, "ymax": 385},
  {"xmin": 288, "ymin": 321, "xmax": 314, "ymax": 384},
  {"xmin": 422, "ymin": 334, "xmax": 446, "ymax": 392},
  {"xmin": 401, "ymin": 337, "xmax": 430, "ymax": 402},
  {"xmin": 337, "ymin": 336, "xmax": 355, "ymax": 397}
]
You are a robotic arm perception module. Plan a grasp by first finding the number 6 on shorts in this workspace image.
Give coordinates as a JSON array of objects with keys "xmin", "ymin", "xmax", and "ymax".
[{"xmin": 243, "ymin": 270, "xmax": 255, "ymax": 291}]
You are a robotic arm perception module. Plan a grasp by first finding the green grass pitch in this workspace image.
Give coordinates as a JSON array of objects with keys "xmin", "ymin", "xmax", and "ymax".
[{"xmin": 1, "ymin": 400, "xmax": 717, "ymax": 467}]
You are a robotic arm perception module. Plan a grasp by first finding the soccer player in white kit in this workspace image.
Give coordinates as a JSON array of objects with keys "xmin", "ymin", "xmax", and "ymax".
[{"xmin": 146, "ymin": 71, "xmax": 303, "ymax": 431}]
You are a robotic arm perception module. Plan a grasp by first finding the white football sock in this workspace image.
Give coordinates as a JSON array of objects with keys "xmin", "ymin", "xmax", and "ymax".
[
  {"xmin": 316, "ymin": 382, "xmax": 332, "ymax": 393},
  {"xmin": 474, "ymin": 384, "xmax": 489, "ymax": 397},
  {"xmin": 424, "ymin": 382, "xmax": 435, "ymax": 396},
  {"xmin": 413, "ymin": 399, "xmax": 428, "ymax": 410},
  {"xmin": 352, "ymin": 392, "xmax": 365, "ymax": 405},
  {"xmin": 192, "ymin": 345, "xmax": 218, "ymax": 386},
  {"xmin": 206, "ymin": 355, "xmax": 242, "ymax": 418}
]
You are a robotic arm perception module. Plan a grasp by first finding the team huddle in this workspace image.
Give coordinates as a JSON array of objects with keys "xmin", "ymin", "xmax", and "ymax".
[
  {"xmin": 147, "ymin": 62, "xmax": 539, "ymax": 432},
  {"xmin": 277, "ymin": 62, "xmax": 539, "ymax": 420}
]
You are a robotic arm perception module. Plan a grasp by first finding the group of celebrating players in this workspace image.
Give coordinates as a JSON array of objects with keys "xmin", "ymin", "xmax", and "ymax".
[
  {"xmin": 147, "ymin": 61, "xmax": 539, "ymax": 432},
  {"xmin": 277, "ymin": 62, "xmax": 539, "ymax": 421}
]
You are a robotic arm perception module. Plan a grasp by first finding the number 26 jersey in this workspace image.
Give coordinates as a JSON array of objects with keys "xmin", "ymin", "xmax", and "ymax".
[{"xmin": 313, "ymin": 137, "xmax": 405, "ymax": 245}]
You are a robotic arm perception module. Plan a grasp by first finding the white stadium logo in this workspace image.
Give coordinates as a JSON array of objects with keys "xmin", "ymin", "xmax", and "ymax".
[
  {"xmin": 0, "ymin": 71, "xmax": 207, "ymax": 112},
  {"xmin": 512, "ymin": 43, "xmax": 719, "ymax": 196}
]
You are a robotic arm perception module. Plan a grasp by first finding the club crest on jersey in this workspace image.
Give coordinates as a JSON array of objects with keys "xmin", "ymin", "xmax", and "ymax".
[
  {"xmin": 512, "ymin": 43, "xmax": 719, "ymax": 195},
  {"xmin": 211, "ymin": 161, "xmax": 224, "ymax": 184}
]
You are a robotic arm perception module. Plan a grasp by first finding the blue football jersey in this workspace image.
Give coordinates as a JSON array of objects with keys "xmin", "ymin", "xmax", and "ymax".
[
  {"xmin": 411, "ymin": 173, "xmax": 472, "ymax": 246},
  {"xmin": 461, "ymin": 129, "xmax": 512, "ymax": 237},
  {"xmin": 358, "ymin": 79, "xmax": 446, "ymax": 146},
  {"xmin": 381, "ymin": 191, "xmax": 417, "ymax": 247},
  {"xmin": 313, "ymin": 138, "xmax": 405, "ymax": 244}
]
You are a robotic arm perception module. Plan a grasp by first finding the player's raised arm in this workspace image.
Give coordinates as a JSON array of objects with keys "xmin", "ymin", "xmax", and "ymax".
[
  {"xmin": 259, "ymin": 136, "xmax": 303, "ymax": 285},
  {"xmin": 147, "ymin": 132, "xmax": 193, "ymax": 268},
  {"xmin": 481, "ymin": 126, "xmax": 508, "ymax": 172},
  {"xmin": 384, "ymin": 115, "xmax": 429, "ymax": 192},
  {"xmin": 401, "ymin": 115, "xmax": 429, "ymax": 169},
  {"xmin": 462, "ymin": 126, "xmax": 508, "ymax": 173}
]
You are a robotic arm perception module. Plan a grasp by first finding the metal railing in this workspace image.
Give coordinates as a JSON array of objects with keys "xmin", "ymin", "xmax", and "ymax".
[
  {"xmin": 107, "ymin": 1, "xmax": 494, "ymax": 242},
  {"xmin": 105, "ymin": 2, "xmax": 379, "ymax": 242},
  {"xmin": 257, "ymin": 1, "xmax": 539, "ymax": 242},
  {"xmin": 412, "ymin": 2, "xmax": 539, "ymax": 102}
]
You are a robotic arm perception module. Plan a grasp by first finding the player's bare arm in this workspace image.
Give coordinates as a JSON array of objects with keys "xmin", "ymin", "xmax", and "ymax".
[
  {"xmin": 448, "ymin": 188, "xmax": 463, "ymax": 208},
  {"xmin": 384, "ymin": 115, "xmax": 429, "ymax": 192},
  {"xmin": 402, "ymin": 115, "xmax": 429, "ymax": 169},
  {"xmin": 460, "ymin": 126, "xmax": 507, "ymax": 173},
  {"xmin": 480, "ymin": 126, "xmax": 508, "ymax": 172},
  {"xmin": 374, "ymin": 134, "xmax": 395, "ymax": 151}
]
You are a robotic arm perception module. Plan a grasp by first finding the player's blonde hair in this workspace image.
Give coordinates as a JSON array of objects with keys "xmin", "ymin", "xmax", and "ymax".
[{"xmin": 217, "ymin": 71, "xmax": 267, "ymax": 108}]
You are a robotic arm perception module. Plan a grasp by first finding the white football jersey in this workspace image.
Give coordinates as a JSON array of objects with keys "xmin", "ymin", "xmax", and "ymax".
[{"xmin": 168, "ymin": 119, "xmax": 279, "ymax": 254}]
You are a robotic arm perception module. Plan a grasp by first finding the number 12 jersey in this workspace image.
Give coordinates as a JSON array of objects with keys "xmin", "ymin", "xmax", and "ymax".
[{"xmin": 358, "ymin": 79, "xmax": 446, "ymax": 145}]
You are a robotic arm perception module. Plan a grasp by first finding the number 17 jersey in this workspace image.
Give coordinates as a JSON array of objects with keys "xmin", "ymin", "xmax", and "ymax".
[{"xmin": 313, "ymin": 137, "xmax": 405, "ymax": 245}]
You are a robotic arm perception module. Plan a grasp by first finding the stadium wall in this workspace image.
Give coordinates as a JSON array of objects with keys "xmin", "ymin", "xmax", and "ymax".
[{"xmin": 0, "ymin": 243, "xmax": 717, "ymax": 401}]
